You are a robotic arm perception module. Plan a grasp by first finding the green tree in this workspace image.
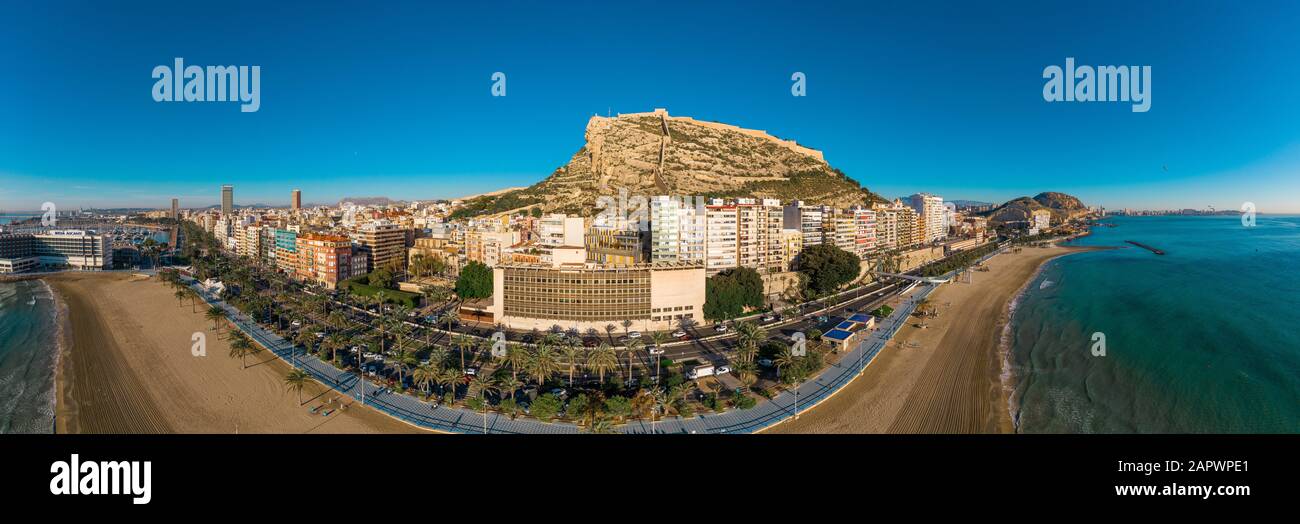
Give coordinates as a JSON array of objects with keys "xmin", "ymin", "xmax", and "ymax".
[
  {"xmin": 455, "ymin": 260, "xmax": 493, "ymax": 299},
  {"xmin": 530, "ymin": 393, "xmax": 562, "ymax": 421},
  {"xmin": 799, "ymin": 243, "xmax": 860, "ymax": 296},
  {"xmin": 703, "ymin": 267, "xmax": 765, "ymax": 321}
]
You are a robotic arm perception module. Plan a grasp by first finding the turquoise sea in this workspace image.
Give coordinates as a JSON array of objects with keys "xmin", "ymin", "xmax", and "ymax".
[
  {"xmin": 0, "ymin": 279, "xmax": 60, "ymax": 433},
  {"xmin": 1009, "ymin": 215, "xmax": 1300, "ymax": 433}
]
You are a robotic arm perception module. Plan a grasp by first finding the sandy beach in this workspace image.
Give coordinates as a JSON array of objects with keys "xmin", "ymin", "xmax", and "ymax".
[
  {"xmin": 49, "ymin": 272, "xmax": 428, "ymax": 434},
  {"xmin": 768, "ymin": 243, "xmax": 1095, "ymax": 434}
]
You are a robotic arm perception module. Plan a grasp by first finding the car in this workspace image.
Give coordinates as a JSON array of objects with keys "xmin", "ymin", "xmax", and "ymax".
[
  {"xmin": 549, "ymin": 388, "xmax": 568, "ymax": 399},
  {"xmin": 627, "ymin": 331, "xmax": 642, "ymax": 339},
  {"xmin": 714, "ymin": 324, "xmax": 729, "ymax": 333},
  {"xmin": 762, "ymin": 315, "xmax": 775, "ymax": 322},
  {"xmin": 314, "ymin": 332, "xmax": 326, "ymax": 338},
  {"xmin": 648, "ymin": 346, "xmax": 664, "ymax": 355},
  {"xmin": 716, "ymin": 366, "xmax": 732, "ymax": 375},
  {"xmin": 290, "ymin": 320, "xmax": 302, "ymax": 328},
  {"xmin": 672, "ymin": 330, "xmax": 687, "ymax": 338},
  {"xmin": 407, "ymin": 311, "xmax": 419, "ymax": 318},
  {"xmin": 758, "ymin": 358, "xmax": 774, "ymax": 367},
  {"xmin": 816, "ymin": 315, "xmax": 829, "ymax": 323},
  {"xmin": 463, "ymin": 367, "xmax": 477, "ymax": 376}
]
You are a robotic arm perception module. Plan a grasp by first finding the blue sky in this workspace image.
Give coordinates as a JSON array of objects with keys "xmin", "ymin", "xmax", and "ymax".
[{"xmin": 2, "ymin": 0, "xmax": 1299, "ymax": 212}]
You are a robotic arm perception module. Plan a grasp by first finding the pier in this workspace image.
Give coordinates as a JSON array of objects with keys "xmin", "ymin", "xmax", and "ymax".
[{"xmin": 1125, "ymin": 240, "xmax": 1165, "ymax": 255}]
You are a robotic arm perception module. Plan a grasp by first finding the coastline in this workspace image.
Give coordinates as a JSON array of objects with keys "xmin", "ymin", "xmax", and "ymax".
[
  {"xmin": 997, "ymin": 244, "xmax": 1112, "ymax": 432},
  {"xmin": 45, "ymin": 272, "xmax": 428, "ymax": 434},
  {"xmin": 769, "ymin": 242, "xmax": 1099, "ymax": 434}
]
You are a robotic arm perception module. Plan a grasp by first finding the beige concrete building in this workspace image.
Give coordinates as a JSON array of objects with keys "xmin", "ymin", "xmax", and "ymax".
[
  {"xmin": 354, "ymin": 221, "xmax": 409, "ymax": 272},
  {"xmin": 486, "ymin": 262, "xmax": 705, "ymax": 332}
]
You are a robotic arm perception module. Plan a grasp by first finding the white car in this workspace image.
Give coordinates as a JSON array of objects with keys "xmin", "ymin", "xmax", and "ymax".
[
  {"xmin": 314, "ymin": 332, "xmax": 326, "ymax": 338},
  {"xmin": 290, "ymin": 320, "xmax": 302, "ymax": 328},
  {"xmin": 762, "ymin": 315, "xmax": 775, "ymax": 322},
  {"xmin": 716, "ymin": 366, "xmax": 732, "ymax": 375},
  {"xmin": 714, "ymin": 324, "xmax": 729, "ymax": 333},
  {"xmin": 627, "ymin": 331, "xmax": 642, "ymax": 339},
  {"xmin": 672, "ymin": 330, "xmax": 687, "ymax": 338},
  {"xmin": 648, "ymin": 346, "xmax": 664, "ymax": 355},
  {"xmin": 464, "ymin": 368, "xmax": 478, "ymax": 376}
]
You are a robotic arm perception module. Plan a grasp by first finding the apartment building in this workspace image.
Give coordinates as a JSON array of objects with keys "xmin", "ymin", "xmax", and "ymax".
[
  {"xmin": 0, "ymin": 230, "xmax": 112, "ymax": 272},
  {"xmin": 909, "ymin": 193, "xmax": 946, "ymax": 244},
  {"xmin": 704, "ymin": 204, "xmax": 738, "ymax": 274},
  {"xmin": 780, "ymin": 228, "xmax": 803, "ymax": 271},
  {"xmin": 538, "ymin": 214, "xmax": 585, "ymax": 248},
  {"xmin": 274, "ymin": 229, "xmax": 298, "ymax": 273},
  {"xmin": 354, "ymin": 221, "xmax": 408, "ymax": 273},
  {"xmin": 294, "ymin": 233, "xmax": 353, "ymax": 289},
  {"xmin": 783, "ymin": 201, "xmax": 824, "ymax": 247},
  {"xmin": 737, "ymin": 198, "xmax": 785, "ymax": 273},
  {"xmin": 852, "ymin": 207, "xmax": 877, "ymax": 257}
]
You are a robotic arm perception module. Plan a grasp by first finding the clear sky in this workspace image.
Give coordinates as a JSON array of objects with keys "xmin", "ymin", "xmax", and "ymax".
[{"xmin": 2, "ymin": 0, "xmax": 1299, "ymax": 212}]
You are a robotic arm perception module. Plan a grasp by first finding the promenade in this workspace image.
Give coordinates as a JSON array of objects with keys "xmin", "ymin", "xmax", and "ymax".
[{"xmin": 186, "ymin": 275, "xmax": 938, "ymax": 434}]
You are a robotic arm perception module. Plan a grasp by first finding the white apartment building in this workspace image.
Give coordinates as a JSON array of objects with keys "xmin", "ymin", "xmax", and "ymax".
[
  {"xmin": 737, "ymin": 198, "xmax": 785, "ymax": 273},
  {"xmin": 538, "ymin": 214, "xmax": 585, "ymax": 247},
  {"xmin": 852, "ymin": 207, "xmax": 877, "ymax": 257},
  {"xmin": 909, "ymin": 193, "xmax": 946, "ymax": 244},
  {"xmin": 783, "ymin": 201, "xmax": 824, "ymax": 247},
  {"xmin": 704, "ymin": 204, "xmax": 738, "ymax": 274}
]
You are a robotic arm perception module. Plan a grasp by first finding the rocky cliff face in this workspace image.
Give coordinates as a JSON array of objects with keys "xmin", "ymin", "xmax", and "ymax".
[{"xmin": 452, "ymin": 109, "xmax": 882, "ymax": 218}]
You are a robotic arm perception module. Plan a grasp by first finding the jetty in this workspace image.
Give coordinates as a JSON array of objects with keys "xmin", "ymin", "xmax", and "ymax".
[{"xmin": 1125, "ymin": 240, "xmax": 1165, "ymax": 255}]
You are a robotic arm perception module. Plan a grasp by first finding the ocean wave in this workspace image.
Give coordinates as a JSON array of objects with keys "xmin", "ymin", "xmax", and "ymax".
[{"xmin": 1000, "ymin": 260, "xmax": 1057, "ymax": 432}]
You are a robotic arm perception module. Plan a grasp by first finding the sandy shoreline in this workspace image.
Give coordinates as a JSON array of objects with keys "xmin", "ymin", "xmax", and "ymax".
[
  {"xmin": 768, "ymin": 243, "xmax": 1099, "ymax": 434},
  {"xmin": 47, "ymin": 272, "xmax": 428, "ymax": 434}
]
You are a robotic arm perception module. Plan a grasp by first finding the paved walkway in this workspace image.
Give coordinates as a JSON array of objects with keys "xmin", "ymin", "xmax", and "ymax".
[{"xmin": 185, "ymin": 274, "xmax": 942, "ymax": 434}]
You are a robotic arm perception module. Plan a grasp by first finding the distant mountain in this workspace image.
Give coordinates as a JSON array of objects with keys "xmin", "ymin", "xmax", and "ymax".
[
  {"xmin": 452, "ymin": 109, "xmax": 885, "ymax": 218},
  {"xmin": 983, "ymin": 192, "xmax": 1088, "ymax": 225}
]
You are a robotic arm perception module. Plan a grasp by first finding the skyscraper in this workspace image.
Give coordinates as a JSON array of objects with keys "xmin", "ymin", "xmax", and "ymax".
[
  {"xmin": 171, "ymin": 198, "xmax": 178, "ymax": 220},
  {"xmin": 221, "ymin": 185, "xmax": 234, "ymax": 215},
  {"xmin": 908, "ymin": 193, "xmax": 946, "ymax": 244},
  {"xmin": 291, "ymin": 189, "xmax": 301, "ymax": 211}
]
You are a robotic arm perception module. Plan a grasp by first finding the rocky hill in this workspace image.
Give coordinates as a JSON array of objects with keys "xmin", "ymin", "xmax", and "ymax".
[
  {"xmin": 984, "ymin": 191, "xmax": 1088, "ymax": 225},
  {"xmin": 451, "ymin": 109, "xmax": 883, "ymax": 218}
]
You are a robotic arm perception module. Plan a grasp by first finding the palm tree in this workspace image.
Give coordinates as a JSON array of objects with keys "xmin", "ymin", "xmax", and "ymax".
[
  {"xmin": 504, "ymin": 344, "xmax": 528, "ymax": 381},
  {"xmin": 621, "ymin": 319, "xmax": 632, "ymax": 339},
  {"xmin": 588, "ymin": 343, "xmax": 619, "ymax": 384},
  {"xmin": 283, "ymin": 368, "xmax": 312, "ymax": 405},
  {"xmin": 560, "ymin": 344, "xmax": 583, "ymax": 386},
  {"xmin": 452, "ymin": 334, "xmax": 473, "ymax": 371},
  {"xmin": 205, "ymin": 305, "xmax": 227, "ymax": 331},
  {"xmin": 527, "ymin": 345, "xmax": 560, "ymax": 387},
  {"xmin": 323, "ymin": 333, "xmax": 346, "ymax": 366},
  {"xmin": 774, "ymin": 346, "xmax": 799, "ymax": 381},
  {"xmin": 604, "ymin": 323, "xmax": 616, "ymax": 344},
  {"xmin": 435, "ymin": 369, "xmax": 461, "ymax": 403},
  {"xmin": 392, "ymin": 349, "xmax": 418, "ymax": 388},
  {"xmin": 496, "ymin": 374, "xmax": 522, "ymax": 403},
  {"xmin": 187, "ymin": 289, "xmax": 200, "ymax": 313},
  {"xmin": 228, "ymin": 332, "xmax": 255, "ymax": 369},
  {"xmin": 173, "ymin": 289, "xmax": 187, "ymax": 307},
  {"xmin": 293, "ymin": 330, "xmax": 315, "ymax": 366},
  {"xmin": 623, "ymin": 338, "xmax": 644, "ymax": 380},
  {"xmin": 412, "ymin": 363, "xmax": 439, "ymax": 399}
]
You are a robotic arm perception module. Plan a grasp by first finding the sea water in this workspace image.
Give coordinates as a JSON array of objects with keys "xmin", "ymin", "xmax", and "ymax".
[
  {"xmin": 0, "ymin": 279, "xmax": 60, "ymax": 433},
  {"xmin": 1009, "ymin": 215, "xmax": 1300, "ymax": 433}
]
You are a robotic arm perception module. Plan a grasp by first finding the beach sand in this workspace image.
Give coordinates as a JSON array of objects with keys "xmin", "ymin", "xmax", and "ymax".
[
  {"xmin": 768, "ymin": 244, "xmax": 1093, "ymax": 434},
  {"xmin": 49, "ymin": 272, "xmax": 428, "ymax": 434}
]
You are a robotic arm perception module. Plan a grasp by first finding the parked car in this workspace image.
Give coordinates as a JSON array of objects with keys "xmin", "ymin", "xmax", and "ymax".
[
  {"xmin": 758, "ymin": 358, "xmax": 774, "ymax": 368},
  {"xmin": 648, "ymin": 346, "xmax": 664, "ymax": 355},
  {"xmin": 550, "ymin": 388, "xmax": 568, "ymax": 399},
  {"xmin": 464, "ymin": 367, "xmax": 478, "ymax": 376},
  {"xmin": 716, "ymin": 366, "xmax": 732, "ymax": 375},
  {"xmin": 672, "ymin": 330, "xmax": 687, "ymax": 338},
  {"xmin": 290, "ymin": 320, "xmax": 302, "ymax": 328},
  {"xmin": 714, "ymin": 324, "xmax": 729, "ymax": 333},
  {"xmin": 627, "ymin": 331, "xmax": 642, "ymax": 339},
  {"xmin": 762, "ymin": 315, "xmax": 775, "ymax": 322}
]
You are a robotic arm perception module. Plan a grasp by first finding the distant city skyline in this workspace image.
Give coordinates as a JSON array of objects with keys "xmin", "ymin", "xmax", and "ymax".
[{"xmin": 4, "ymin": 1, "xmax": 1300, "ymax": 213}]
